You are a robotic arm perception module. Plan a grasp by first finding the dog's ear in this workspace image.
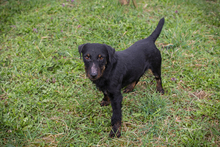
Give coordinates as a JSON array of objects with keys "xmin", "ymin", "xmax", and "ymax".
[
  {"xmin": 105, "ymin": 44, "xmax": 115, "ymax": 63},
  {"xmin": 78, "ymin": 43, "xmax": 87, "ymax": 59}
]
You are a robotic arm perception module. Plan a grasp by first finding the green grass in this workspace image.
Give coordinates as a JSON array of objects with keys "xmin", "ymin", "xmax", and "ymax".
[{"xmin": 0, "ymin": 0, "xmax": 220, "ymax": 146}]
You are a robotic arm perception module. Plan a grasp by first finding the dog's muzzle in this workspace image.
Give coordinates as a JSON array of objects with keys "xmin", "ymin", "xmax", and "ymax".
[{"xmin": 90, "ymin": 63, "xmax": 98, "ymax": 80}]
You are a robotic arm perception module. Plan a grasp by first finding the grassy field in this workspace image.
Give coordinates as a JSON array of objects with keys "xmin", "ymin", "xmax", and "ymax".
[{"xmin": 0, "ymin": 0, "xmax": 219, "ymax": 146}]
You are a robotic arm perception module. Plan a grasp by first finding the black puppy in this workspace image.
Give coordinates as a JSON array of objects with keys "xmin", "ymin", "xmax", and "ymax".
[{"xmin": 78, "ymin": 18, "xmax": 165, "ymax": 138}]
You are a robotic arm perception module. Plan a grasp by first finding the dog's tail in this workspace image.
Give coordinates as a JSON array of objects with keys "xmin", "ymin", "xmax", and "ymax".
[{"xmin": 149, "ymin": 18, "xmax": 165, "ymax": 42}]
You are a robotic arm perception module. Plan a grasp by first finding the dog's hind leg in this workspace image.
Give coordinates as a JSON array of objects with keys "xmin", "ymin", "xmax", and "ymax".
[
  {"xmin": 123, "ymin": 81, "xmax": 137, "ymax": 93},
  {"xmin": 155, "ymin": 76, "xmax": 164, "ymax": 94},
  {"xmin": 100, "ymin": 92, "xmax": 111, "ymax": 106},
  {"xmin": 151, "ymin": 67, "xmax": 164, "ymax": 94}
]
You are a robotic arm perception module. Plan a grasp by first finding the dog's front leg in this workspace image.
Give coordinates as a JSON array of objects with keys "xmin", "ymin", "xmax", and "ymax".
[{"xmin": 108, "ymin": 91, "xmax": 122, "ymax": 138}]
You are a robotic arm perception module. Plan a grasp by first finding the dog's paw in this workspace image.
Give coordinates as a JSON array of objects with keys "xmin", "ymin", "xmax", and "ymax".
[
  {"xmin": 100, "ymin": 100, "xmax": 110, "ymax": 106},
  {"xmin": 109, "ymin": 129, "xmax": 121, "ymax": 138},
  {"xmin": 109, "ymin": 123, "xmax": 121, "ymax": 138},
  {"xmin": 157, "ymin": 88, "xmax": 164, "ymax": 95},
  {"xmin": 123, "ymin": 88, "xmax": 131, "ymax": 93},
  {"xmin": 156, "ymin": 85, "xmax": 164, "ymax": 95},
  {"xmin": 123, "ymin": 82, "xmax": 136, "ymax": 93},
  {"xmin": 160, "ymin": 89, "xmax": 164, "ymax": 95}
]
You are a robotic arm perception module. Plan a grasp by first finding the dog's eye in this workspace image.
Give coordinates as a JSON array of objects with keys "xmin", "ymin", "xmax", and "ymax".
[
  {"xmin": 85, "ymin": 56, "xmax": 90, "ymax": 60},
  {"xmin": 98, "ymin": 56, "xmax": 104, "ymax": 61}
]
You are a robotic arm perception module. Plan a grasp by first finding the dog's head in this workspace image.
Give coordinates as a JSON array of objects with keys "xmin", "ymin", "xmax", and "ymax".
[{"xmin": 78, "ymin": 43, "xmax": 115, "ymax": 81}]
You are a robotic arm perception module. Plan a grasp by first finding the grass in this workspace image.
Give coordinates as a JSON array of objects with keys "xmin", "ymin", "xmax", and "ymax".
[{"xmin": 0, "ymin": 0, "xmax": 219, "ymax": 146}]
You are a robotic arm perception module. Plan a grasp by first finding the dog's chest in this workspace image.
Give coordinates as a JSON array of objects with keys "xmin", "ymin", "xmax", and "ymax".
[{"xmin": 93, "ymin": 78, "xmax": 109, "ymax": 92}]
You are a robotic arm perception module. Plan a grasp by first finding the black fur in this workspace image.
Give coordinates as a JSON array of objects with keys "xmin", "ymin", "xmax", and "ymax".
[{"xmin": 78, "ymin": 18, "xmax": 165, "ymax": 138}]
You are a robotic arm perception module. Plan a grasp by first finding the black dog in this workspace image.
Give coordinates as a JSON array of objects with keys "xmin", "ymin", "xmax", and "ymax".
[{"xmin": 78, "ymin": 18, "xmax": 165, "ymax": 138}]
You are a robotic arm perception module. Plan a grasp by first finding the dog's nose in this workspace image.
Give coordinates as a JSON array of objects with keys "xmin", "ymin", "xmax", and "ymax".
[
  {"xmin": 90, "ymin": 63, "xmax": 98, "ymax": 79},
  {"xmin": 90, "ymin": 72, "xmax": 97, "ymax": 78}
]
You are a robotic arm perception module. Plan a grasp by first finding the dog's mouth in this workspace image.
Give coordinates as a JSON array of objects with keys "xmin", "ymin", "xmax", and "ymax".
[
  {"xmin": 88, "ymin": 70, "xmax": 104, "ymax": 81},
  {"xmin": 85, "ymin": 63, "xmax": 106, "ymax": 81},
  {"xmin": 89, "ymin": 76, "xmax": 99, "ymax": 81},
  {"xmin": 85, "ymin": 68, "xmax": 100, "ymax": 81}
]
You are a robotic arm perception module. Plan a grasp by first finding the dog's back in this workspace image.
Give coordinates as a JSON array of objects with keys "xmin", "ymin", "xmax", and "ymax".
[{"xmin": 114, "ymin": 18, "xmax": 165, "ymax": 87}]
